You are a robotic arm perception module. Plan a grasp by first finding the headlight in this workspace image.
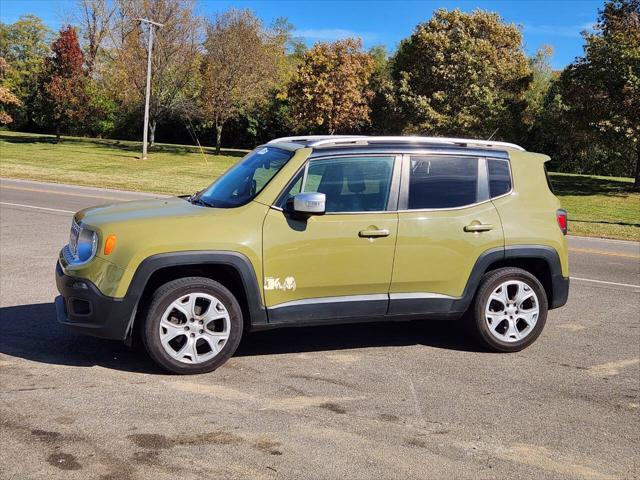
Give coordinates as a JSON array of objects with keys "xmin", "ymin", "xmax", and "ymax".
[{"xmin": 69, "ymin": 219, "xmax": 98, "ymax": 264}]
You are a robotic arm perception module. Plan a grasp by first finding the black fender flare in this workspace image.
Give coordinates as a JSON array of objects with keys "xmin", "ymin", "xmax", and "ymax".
[
  {"xmin": 123, "ymin": 251, "xmax": 267, "ymax": 339},
  {"xmin": 460, "ymin": 245, "xmax": 568, "ymax": 311}
]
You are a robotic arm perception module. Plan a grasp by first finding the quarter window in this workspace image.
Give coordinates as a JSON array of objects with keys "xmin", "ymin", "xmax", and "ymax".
[
  {"xmin": 488, "ymin": 159, "xmax": 512, "ymax": 198},
  {"xmin": 408, "ymin": 156, "xmax": 479, "ymax": 209}
]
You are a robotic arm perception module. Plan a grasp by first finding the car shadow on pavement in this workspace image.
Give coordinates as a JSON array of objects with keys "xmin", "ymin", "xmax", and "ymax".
[
  {"xmin": 0, "ymin": 303, "xmax": 482, "ymax": 373},
  {"xmin": 0, "ymin": 302, "xmax": 162, "ymax": 374},
  {"xmin": 237, "ymin": 318, "xmax": 481, "ymax": 357}
]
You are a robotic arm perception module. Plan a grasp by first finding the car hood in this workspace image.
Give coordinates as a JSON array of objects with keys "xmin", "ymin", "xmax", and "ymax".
[{"xmin": 75, "ymin": 196, "xmax": 211, "ymax": 227}]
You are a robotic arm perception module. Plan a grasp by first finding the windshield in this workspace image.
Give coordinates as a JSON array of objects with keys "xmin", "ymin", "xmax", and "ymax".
[{"xmin": 197, "ymin": 146, "xmax": 293, "ymax": 208}]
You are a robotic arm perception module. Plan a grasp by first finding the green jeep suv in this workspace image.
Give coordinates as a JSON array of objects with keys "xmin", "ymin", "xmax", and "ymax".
[{"xmin": 55, "ymin": 135, "xmax": 569, "ymax": 374}]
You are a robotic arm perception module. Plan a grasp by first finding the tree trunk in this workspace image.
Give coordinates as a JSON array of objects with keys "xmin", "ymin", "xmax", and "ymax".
[
  {"xmin": 215, "ymin": 123, "xmax": 223, "ymax": 155},
  {"xmin": 55, "ymin": 124, "xmax": 61, "ymax": 144},
  {"xmin": 149, "ymin": 119, "xmax": 156, "ymax": 148},
  {"xmin": 634, "ymin": 142, "xmax": 640, "ymax": 191}
]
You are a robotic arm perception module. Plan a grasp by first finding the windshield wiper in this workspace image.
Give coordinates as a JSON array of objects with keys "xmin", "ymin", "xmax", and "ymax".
[{"xmin": 187, "ymin": 191, "xmax": 212, "ymax": 207}]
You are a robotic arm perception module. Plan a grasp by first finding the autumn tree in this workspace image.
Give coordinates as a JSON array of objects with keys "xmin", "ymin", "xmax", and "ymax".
[
  {"xmin": 288, "ymin": 38, "xmax": 374, "ymax": 134},
  {"xmin": 111, "ymin": 0, "xmax": 201, "ymax": 148},
  {"xmin": 391, "ymin": 9, "xmax": 532, "ymax": 140},
  {"xmin": 200, "ymin": 9, "xmax": 287, "ymax": 153},
  {"xmin": 0, "ymin": 58, "xmax": 21, "ymax": 125},
  {"xmin": 540, "ymin": 0, "xmax": 639, "ymax": 187},
  {"xmin": 40, "ymin": 26, "xmax": 88, "ymax": 141},
  {"xmin": 242, "ymin": 18, "xmax": 305, "ymax": 145}
]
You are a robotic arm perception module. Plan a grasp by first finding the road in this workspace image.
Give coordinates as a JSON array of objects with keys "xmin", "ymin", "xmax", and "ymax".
[{"xmin": 1, "ymin": 178, "xmax": 638, "ymax": 480}]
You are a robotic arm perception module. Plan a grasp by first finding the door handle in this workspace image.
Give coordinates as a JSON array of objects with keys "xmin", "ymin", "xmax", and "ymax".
[
  {"xmin": 359, "ymin": 228, "xmax": 390, "ymax": 238},
  {"xmin": 464, "ymin": 223, "xmax": 493, "ymax": 233}
]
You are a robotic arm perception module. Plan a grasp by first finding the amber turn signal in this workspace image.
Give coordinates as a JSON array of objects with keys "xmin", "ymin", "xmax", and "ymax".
[{"xmin": 104, "ymin": 235, "xmax": 117, "ymax": 255}]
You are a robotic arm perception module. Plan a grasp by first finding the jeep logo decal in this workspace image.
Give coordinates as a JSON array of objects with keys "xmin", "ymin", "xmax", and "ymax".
[{"xmin": 264, "ymin": 276, "xmax": 297, "ymax": 291}]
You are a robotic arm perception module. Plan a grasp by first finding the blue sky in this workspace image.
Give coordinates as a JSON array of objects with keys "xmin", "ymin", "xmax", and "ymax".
[{"xmin": 1, "ymin": 0, "xmax": 603, "ymax": 69}]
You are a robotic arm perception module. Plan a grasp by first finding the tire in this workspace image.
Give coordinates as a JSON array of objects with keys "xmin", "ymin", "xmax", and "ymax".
[
  {"xmin": 142, "ymin": 277, "xmax": 243, "ymax": 374},
  {"xmin": 470, "ymin": 267, "xmax": 548, "ymax": 352}
]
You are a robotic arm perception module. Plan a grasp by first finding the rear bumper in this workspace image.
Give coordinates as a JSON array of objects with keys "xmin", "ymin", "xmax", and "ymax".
[
  {"xmin": 550, "ymin": 274, "xmax": 570, "ymax": 309},
  {"xmin": 55, "ymin": 261, "xmax": 134, "ymax": 340}
]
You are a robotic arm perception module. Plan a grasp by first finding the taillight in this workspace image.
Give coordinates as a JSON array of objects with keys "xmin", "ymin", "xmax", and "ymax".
[{"xmin": 556, "ymin": 209, "xmax": 568, "ymax": 235}]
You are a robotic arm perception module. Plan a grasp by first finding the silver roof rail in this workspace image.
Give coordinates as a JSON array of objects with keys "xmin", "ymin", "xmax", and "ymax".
[
  {"xmin": 267, "ymin": 135, "xmax": 367, "ymax": 145},
  {"xmin": 309, "ymin": 135, "xmax": 525, "ymax": 151},
  {"xmin": 267, "ymin": 135, "xmax": 525, "ymax": 151}
]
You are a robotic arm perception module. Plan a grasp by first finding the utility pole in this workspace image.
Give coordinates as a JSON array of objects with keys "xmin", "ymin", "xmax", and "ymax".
[{"xmin": 138, "ymin": 18, "xmax": 164, "ymax": 160}]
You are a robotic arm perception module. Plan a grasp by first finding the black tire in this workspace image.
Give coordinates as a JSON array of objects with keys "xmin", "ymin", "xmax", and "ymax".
[
  {"xmin": 142, "ymin": 277, "xmax": 243, "ymax": 374},
  {"xmin": 470, "ymin": 267, "xmax": 548, "ymax": 352}
]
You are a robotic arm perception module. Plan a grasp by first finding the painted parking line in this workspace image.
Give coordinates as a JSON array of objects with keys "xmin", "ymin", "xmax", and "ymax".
[{"xmin": 0, "ymin": 202, "xmax": 74, "ymax": 214}]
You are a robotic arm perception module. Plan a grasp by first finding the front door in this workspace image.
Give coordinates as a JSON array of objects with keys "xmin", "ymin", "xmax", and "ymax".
[
  {"xmin": 262, "ymin": 154, "xmax": 400, "ymax": 324},
  {"xmin": 389, "ymin": 154, "xmax": 504, "ymax": 315}
]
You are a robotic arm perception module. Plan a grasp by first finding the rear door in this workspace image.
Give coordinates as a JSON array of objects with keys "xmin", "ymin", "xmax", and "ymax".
[{"xmin": 389, "ymin": 154, "xmax": 504, "ymax": 314}]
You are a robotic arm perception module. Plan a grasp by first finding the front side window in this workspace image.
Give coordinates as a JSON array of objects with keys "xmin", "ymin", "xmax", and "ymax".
[
  {"xmin": 199, "ymin": 147, "xmax": 293, "ymax": 208},
  {"xmin": 281, "ymin": 156, "xmax": 394, "ymax": 213},
  {"xmin": 408, "ymin": 156, "xmax": 479, "ymax": 209}
]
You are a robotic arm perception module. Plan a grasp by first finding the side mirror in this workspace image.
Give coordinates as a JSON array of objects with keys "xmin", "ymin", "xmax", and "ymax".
[{"xmin": 290, "ymin": 192, "xmax": 326, "ymax": 215}]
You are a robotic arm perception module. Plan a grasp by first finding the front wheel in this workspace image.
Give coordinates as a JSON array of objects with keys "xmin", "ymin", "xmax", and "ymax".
[
  {"xmin": 142, "ymin": 277, "xmax": 243, "ymax": 374},
  {"xmin": 471, "ymin": 267, "xmax": 548, "ymax": 352}
]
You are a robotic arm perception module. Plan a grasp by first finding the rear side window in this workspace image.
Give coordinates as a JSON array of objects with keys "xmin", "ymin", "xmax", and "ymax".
[
  {"xmin": 487, "ymin": 159, "xmax": 512, "ymax": 198},
  {"xmin": 408, "ymin": 156, "xmax": 478, "ymax": 209}
]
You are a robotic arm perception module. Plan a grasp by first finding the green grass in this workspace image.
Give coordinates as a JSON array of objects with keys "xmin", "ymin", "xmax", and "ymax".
[
  {"xmin": 0, "ymin": 130, "xmax": 246, "ymax": 195},
  {"xmin": 1, "ymin": 130, "xmax": 638, "ymax": 240},
  {"xmin": 549, "ymin": 172, "xmax": 639, "ymax": 241}
]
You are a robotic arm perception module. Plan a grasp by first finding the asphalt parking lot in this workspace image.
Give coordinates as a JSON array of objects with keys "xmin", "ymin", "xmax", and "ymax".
[{"xmin": 1, "ymin": 178, "xmax": 638, "ymax": 480}]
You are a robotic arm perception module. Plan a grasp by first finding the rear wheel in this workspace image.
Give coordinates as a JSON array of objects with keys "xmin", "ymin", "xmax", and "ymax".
[
  {"xmin": 142, "ymin": 277, "xmax": 243, "ymax": 374},
  {"xmin": 471, "ymin": 267, "xmax": 548, "ymax": 352}
]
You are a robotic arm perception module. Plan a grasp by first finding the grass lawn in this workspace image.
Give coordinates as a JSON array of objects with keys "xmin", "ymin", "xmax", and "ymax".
[
  {"xmin": 0, "ymin": 130, "xmax": 246, "ymax": 195},
  {"xmin": 1, "ymin": 130, "xmax": 638, "ymax": 241},
  {"xmin": 548, "ymin": 172, "xmax": 639, "ymax": 241}
]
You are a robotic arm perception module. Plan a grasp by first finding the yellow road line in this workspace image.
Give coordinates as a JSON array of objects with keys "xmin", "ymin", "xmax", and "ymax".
[
  {"xmin": 569, "ymin": 247, "xmax": 640, "ymax": 260},
  {"xmin": 0, "ymin": 185, "xmax": 131, "ymax": 201}
]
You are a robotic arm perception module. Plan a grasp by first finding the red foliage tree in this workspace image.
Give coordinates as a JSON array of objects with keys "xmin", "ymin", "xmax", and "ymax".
[{"xmin": 43, "ymin": 26, "xmax": 88, "ymax": 141}]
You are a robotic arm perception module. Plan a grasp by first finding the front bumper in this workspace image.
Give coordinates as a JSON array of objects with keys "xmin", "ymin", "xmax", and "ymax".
[{"xmin": 55, "ymin": 261, "xmax": 134, "ymax": 340}]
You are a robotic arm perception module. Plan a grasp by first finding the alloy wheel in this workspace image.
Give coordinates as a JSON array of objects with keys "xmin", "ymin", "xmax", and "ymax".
[
  {"xmin": 159, "ymin": 292, "xmax": 230, "ymax": 364},
  {"xmin": 485, "ymin": 280, "xmax": 539, "ymax": 343}
]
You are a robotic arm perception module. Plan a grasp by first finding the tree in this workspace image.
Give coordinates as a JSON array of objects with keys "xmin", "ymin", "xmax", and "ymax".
[
  {"xmin": 41, "ymin": 26, "xmax": 88, "ymax": 141},
  {"xmin": 522, "ymin": 45, "xmax": 555, "ymax": 144},
  {"xmin": 288, "ymin": 38, "xmax": 374, "ymax": 134},
  {"xmin": 391, "ymin": 9, "xmax": 532, "ymax": 140},
  {"xmin": 368, "ymin": 45, "xmax": 401, "ymax": 134},
  {"xmin": 110, "ymin": 0, "xmax": 202, "ymax": 149},
  {"xmin": 76, "ymin": 0, "xmax": 117, "ymax": 74},
  {"xmin": 0, "ymin": 58, "xmax": 22, "ymax": 125},
  {"xmin": 543, "ymin": 0, "xmax": 639, "ymax": 187},
  {"xmin": 199, "ymin": 9, "xmax": 287, "ymax": 153},
  {"xmin": 0, "ymin": 15, "xmax": 52, "ymax": 128}
]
